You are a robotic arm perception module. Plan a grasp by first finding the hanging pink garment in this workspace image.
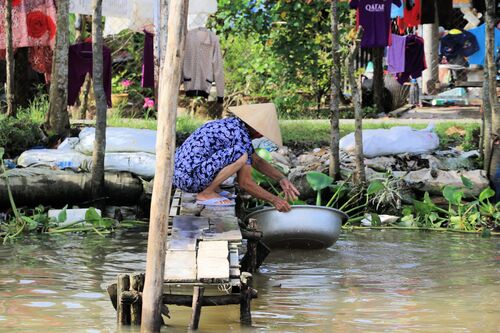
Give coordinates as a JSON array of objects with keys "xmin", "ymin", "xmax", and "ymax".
[
  {"xmin": 0, "ymin": 0, "xmax": 57, "ymax": 49},
  {"xmin": 29, "ymin": 46, "xmax": 53, "ymax": 74}
]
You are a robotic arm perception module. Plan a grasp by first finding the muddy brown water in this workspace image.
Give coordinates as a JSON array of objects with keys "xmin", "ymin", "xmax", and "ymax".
[{"xmin": 0, "ymin": 230, "xmax": 498, "ymax": 333}]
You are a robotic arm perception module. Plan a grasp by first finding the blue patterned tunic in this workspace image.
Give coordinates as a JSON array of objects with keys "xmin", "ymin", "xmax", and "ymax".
[{"xmin": 173, "ymin": 117, "xmax": 254, "ymax": 193}]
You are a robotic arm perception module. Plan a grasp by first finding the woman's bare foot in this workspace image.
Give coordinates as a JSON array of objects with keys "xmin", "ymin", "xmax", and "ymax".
[{"xmin": 196, "ymin": 190, "xmax": 233, "ymax": 205}]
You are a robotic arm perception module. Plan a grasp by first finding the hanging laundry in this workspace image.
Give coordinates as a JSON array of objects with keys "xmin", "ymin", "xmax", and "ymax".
[
  {"xmin": 28, "ymin": 46, "xmax": 53, "ymax": 75},
  {"xmin": 440, "ymin": 30, "xmax": 480, "ymax": 60},
  {"xmin": 183, "ymin": 28, "xmax": 224, "ymax": 102},
  {"xmin": 396, "ymin": 0, "xmax": 421, "ymax": 33},
  {"xmin": 350, "ymin": 0, "xmax": 402, "ymax": 49},
  {"xmin": 421, "ymin": 0, "xmax": 453, "ymax": 29},
  {"xmin": 396, "ymin": 35, "xmax": 426, "ymax": 84},
  {"xmin": 391, "ymin": 0, "xmax": 405, "ymax": 18},
  {"xmin": 69, "ymin": 0, "xmax": 131, "ymax": 17},
  {"xmin": 0, "ymin": 0, "xmax": 56, "ymax": 49},
  {"xmin": 68, "ymin": 42, "xmax": 112, "ymax": 107},
  {"xmin": 467, "ymin": 24, "xmax": 500, "ymax": 65},
  {"xmin": 387, "ymin": 34, "xmax": 407, "ymax": 73},
  {"xmin": 142, "ymin": 31, "xmax": 154, "ymax": 89}
]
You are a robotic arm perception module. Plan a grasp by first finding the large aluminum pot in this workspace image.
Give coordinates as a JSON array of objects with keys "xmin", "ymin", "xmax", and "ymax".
[{"xmin": 245, "ymin": 205, "xmax": 348, "ymax": 249}]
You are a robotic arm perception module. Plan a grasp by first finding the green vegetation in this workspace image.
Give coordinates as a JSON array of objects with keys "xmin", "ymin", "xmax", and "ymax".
[
  {"xmin": 0, "ymin": 148, "xmax": 147, "ymax": 243},
  {"xmin": 0, "ymin": 110, "xmax": 44, "ymax": 159}
]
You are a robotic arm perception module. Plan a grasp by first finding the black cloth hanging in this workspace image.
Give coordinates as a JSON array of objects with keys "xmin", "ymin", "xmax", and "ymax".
[{"xmin": 421, "ymin": 0, "xmax": 453, "ymax": 29}]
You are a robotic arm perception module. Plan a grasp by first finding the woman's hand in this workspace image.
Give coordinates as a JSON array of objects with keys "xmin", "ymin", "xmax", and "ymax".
[
  {"xmin": 271, "ymin": 196, "xmax": 292, "ymax": 212},
  {"xmin": 279, "ymin": 178, "xmax": 300, "ymax": 202}
]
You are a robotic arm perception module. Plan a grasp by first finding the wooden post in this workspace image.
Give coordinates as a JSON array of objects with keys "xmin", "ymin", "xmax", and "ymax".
[
  {"xmin": 484, "ymin": 0, "xmax": 498, "ymax": 174},
  {"xmin": 372, "ymin": 47, "xmax": 384, "ymax": 113},
  {"xmin": 117, "ymin": 274, "xmax": 131, "ymax": 325},
  {"xmin": 189, "ymin": 286, "xmax": 205, "ymax": 330},
  {"xmin": 141, "ymin": 0, "xmax": 189, "ymax": 331},
  {"xmin": 247, "ymin": 219, "xmax": 258, "ymax": 273},
  {"xmin": 240, "ymin": 274, "xmax": 253, "ymax": 325},
  {"xmin": 130, "ymin": 273, "xmax": 145, "ymax": 325},
  {"xmin": 47, "ymin": 0, "xmax": 70, "ymax": 135},
  {"xmin": 4, "ymin": 0, "xmax": 15, "ymax": 116},
  {"xmin": 91, "ymin": 0, "xmax": 107, "ymax": 209},
  {"xmin": 329, "ymin": 0, "xmax": 341, "ymax": 180},
  {"xmin": 348, "ymin": 29, "xmax": 366, "ymax": 185}
]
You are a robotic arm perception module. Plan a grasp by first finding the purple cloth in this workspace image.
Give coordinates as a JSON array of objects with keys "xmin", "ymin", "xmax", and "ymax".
[
  {"xmin": 142, "ymin": 31, "xmax": 155, "ymax": 89},
  {"xmin": 396, "ymin": 35, "xmax": 426, "ymax": 84},
  {"xmin": 387, "ymin": 34, "xmax": 406, "ymax": 73},
  {"xmin": 350, "ymin": 0, "xmax": 402, "ymax": 48},
  {"xmin": 68, "ymin": 42, "xmax": 112, "ymax": 107}
]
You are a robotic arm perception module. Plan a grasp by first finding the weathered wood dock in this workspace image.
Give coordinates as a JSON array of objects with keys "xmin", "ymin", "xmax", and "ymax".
[{"xmin": 108, "ymin": 189, "xmax": 266, "ymax": 329}]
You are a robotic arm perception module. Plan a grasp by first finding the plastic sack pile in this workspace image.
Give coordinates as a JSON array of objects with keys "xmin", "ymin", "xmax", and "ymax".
[
  {"xmin": 18, "ymin": 127, "xmax": 157, "ymax": 178},
  {"xmin": 339, "ymin": 125, "xmax": 440, "ymax": 158}
]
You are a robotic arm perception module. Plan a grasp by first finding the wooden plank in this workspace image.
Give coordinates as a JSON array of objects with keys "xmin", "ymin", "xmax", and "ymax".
[
  {"xmin": 197, "ymin": 241, "xmax": 230, "ymax": 281},
  {"xmin": 200, "ymin": 206, "xmax": 235, "ymax": 218},
  {"xmin": 172, "ymin": 216, "xmax": 209, "ymax": 231},
  {"xmin": 164, "ymin": 250, "xmax": 197, "ymax": 282},
  {"xmin": 167, "ymin": 233, "xmax": 198, "ymax": 251},
  {"xmin": 201, "ymin": 217, "xmax": 242, "ymax": 242}
]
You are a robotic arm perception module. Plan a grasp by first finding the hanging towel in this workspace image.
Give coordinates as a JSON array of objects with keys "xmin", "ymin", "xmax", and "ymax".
[
  {"xmin": 68, "ymin": 42, "xmax": 112, "ymax": 107},
  {"xmin": 183, "ymin": 28, "xmax": 224, "ymax": 101},
  {"xmin": 387, "ymin": 34, "xmax": 407, "ymax": 73}
]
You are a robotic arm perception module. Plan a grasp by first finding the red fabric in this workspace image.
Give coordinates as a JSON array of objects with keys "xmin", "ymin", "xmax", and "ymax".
[
  {"xmin": 0, "ymin": 0, "xmax": 56, "ymax": 49},
  {"xmin": 397, "ymin": 0, "xmax": 421, "ymax": 33},
  {"xmin": 29, "ymin": 46, "xmax": 53, "ymax": 74}
]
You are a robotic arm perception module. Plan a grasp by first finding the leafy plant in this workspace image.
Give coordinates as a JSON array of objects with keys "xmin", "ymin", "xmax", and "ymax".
[{"xmin": 306, "ymin": 171, "xmax": 333, "ymax": 206}]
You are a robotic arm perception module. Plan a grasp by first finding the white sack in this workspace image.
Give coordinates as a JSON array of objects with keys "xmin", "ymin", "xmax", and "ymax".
[
  {"xmin": 82, "ymin": 152, "xmax": 157, "ymax": 179},
  {"xmin": 17, "ymin": 149, "xmax": 91, "ymax": 169},
  {"xmin": 57, "ymin": 137, "xmax": 80, "ymax": 151},
  {"xmin": 339, "ymin": 125, "xmax": 440, "ymax": 158},
  {"xmin": 76, "ymin": 127, "xmax": 157, "ymax": 155}
]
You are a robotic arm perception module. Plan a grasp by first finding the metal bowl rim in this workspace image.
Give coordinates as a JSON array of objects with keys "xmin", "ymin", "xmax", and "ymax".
[{"xmin": 245, "ymin": 205, "xmax": 349, "ymax": 223}]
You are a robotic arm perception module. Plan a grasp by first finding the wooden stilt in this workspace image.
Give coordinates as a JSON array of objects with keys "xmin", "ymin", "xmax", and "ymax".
[
  {"xmin": 117, "ymin": 274, "xmax": 131, "ymax": 325},
  {"xmin": 240, "ymin": 274, "xmax": 253, "ymax": 325},
  {"xmin": 247, "ymin": 219, "xmax": 258, "ymax": 273},
  {"xmin": 130, "ymin": 273, "xmax": 144, "ymax": 325},
  {"xmin": 189, "ymin": 286, "xmax": 205, "ymax": 330}
]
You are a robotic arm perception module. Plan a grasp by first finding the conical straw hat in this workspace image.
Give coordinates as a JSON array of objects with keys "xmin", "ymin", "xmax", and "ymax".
[{"xmin": 229, "ymin": 103, "xmax": 283, "ymax": 147}]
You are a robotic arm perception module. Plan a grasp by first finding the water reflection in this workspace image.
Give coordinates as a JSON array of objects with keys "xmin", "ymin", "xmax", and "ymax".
[{"xmin": 0, "ymin": 230, "xmax": 498, "ymax": 332}]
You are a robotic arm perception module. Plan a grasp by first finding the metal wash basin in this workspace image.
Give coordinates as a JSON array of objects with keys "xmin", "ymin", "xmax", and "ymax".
[{"xmin": 245, "ymin": 205, "xmax": 349, "ymax": 249}]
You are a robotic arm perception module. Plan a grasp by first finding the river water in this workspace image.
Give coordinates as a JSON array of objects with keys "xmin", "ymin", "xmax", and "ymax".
[{"xmin": 0, "ymin": 230, "xmax": 498, "ymax": 333}]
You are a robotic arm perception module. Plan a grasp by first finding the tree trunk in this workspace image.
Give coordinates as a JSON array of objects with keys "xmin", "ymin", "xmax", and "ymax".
[
  {"xmin": 372, "ymin": 47, "xmax": 384, "ymax": 113},
  {"xmin": 329, "ymin": 0, "xmax": 341, "ymax": 180},
  {"xmin": 91, "ymin": 0, "xmax": 107, "ymax": 208},
  {"xmin": 483, "ymin": 0, "xmax": 496, "ymax": 173},
  {"xmin": 4, "ymin": 0, "xmax": 15, "ymax": 116},
  {"xmin": 348, "ymin": 28, "xmax": 365, "ymax": 185},
  {"xmin": 46, "ymin": 0, "xmax": 70, "ymax": 137},
  {"xmin": 141, "ymin": 0, "xmax": 189, "ymax": 332},
  {"xmin": 422, "ymin": 22, "xmax": 439, "ymax": 95},
  {"xmin": 154, "ymin": 0, "xmax": 169, "ymax": 97}
]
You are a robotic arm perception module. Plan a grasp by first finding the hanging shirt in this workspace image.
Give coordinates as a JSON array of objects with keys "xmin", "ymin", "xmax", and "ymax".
[
  {"xmin": 467, "ymin": 24, "xmax": 500, "ymax": 65},
  {"xmin": 183, "ymin": 28, "xmax": 225, "ymax": 100},
  {"xmin": 0, "ymin": 0, "xmax": 56, "ymax": 50},
  {"xmin": 396, "ymin": 35, "xmax": 426, "ymax": 84},
  {"xmin": 391, "ymin": 0, "xmax": 405, "ymax": 18},
  {"xmin": 397, "ymin": 0, "xmax": 421, "ymax": 32},
  {"xmin": 68, "ymin": 42, "xmax": 112, "ymax": 107},
  {"xmin": 387, "ymin": 34, "xmax": 407, "ymax": 73},
  {"xmin": 440, "ymin": 30, "xmax": 480, "ymax": 59},
  {"xmin": 350, "ymin": 0, "xmax": 402, "ymax": 49}
]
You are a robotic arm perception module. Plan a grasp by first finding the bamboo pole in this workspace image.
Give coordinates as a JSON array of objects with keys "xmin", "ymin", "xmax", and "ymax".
[
  {"xmin": 91, "ymin": 0, "xmax": 107, "ymax": 209},
  {"xmin": 347, "ymin": 28, "xmax": 365, "ymax": 185},
  {"xmin": 141, "ymin": 0, "xmax": 189, "ymax": 331},
  {"xmin": 4, "ymin": 0, "xmax": 15, "ymax": 116},
  {"xmin": 117, "ymin": 274, "xmax": 131, "ymax": 325},
  {"xmin": 329, "ymin": 0, "xmax": 341, "ymax": 180},
  {"xmin": 130, "ymin": 273, "xmax": 145, "ymax": 325}
]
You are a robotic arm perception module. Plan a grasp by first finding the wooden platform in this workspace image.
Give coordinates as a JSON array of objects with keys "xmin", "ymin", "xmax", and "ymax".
[{"xmin": 164, "ymin": 190, "xmax": 242, "ymax": 286}]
